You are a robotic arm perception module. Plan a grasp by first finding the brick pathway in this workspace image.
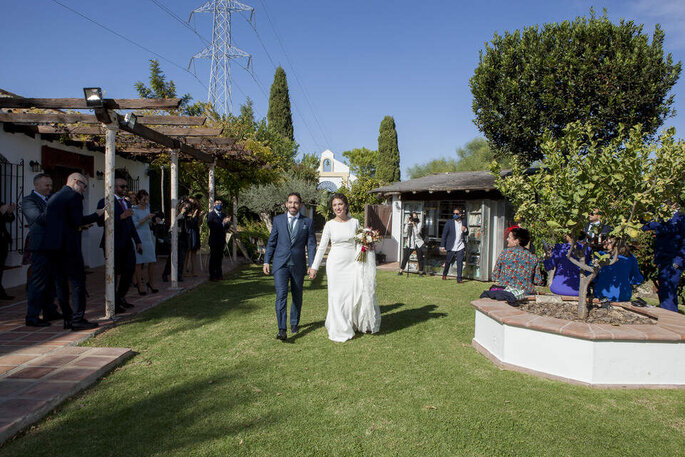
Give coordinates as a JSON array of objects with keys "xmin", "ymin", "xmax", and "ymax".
[{"xmin": 0, "ymin": 256, "xmax": 239, "ymax": 442}]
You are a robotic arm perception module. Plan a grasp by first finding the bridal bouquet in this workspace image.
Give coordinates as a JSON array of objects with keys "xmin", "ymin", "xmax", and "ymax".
[{"xmin": 354, "ymin": 227, "xmax": 381, "ymax": 263}]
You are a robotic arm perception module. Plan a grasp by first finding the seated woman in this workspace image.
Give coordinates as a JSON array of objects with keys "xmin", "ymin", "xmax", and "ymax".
[
  {"xmin": 492, "ymin": 228, "xmax": 542, "ymax": 295},
  {"xmin": 543, "ymin": 235, "xmax": 591, "ymax": 296},
  {"xmin": 593, "ymin": 237, "xmax": 644, "ymax": 302}
]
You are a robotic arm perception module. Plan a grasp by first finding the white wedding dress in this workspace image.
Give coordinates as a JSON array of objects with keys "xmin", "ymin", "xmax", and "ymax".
[{"xmin": 311, "ymin": 218, "xmax": 381, "ymax": 342}]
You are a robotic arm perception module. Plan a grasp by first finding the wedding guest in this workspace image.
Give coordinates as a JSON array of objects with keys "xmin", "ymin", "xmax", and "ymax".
[
  {"xmin": 38, "ymin": 173, "xmax": 104, "ymax": 330},
  {"xmin": 643, "ymin": 206, "xmax": 685, "ymax": 312},
  {"xmin": 543, "ymin": 234, "xmax": 591, "ymax": 296},
  {"xmin": 184, "ymin": 197, "xmax": 202, "ymax": 277},
  {"xmin": 23, "ymin": 173, "xmax": 62, "ymax": 324},
  {"xmin": 97, "ymin": 178, "xmax": 142, "ymax": 313},
  {"xmin": 492, "ymin": 228, "xmax": 542, "ymax": 295},
  {"xmin": 593, "ymin": 237, "xmax": 644, "ymax": 302},
  {"xmin": 398, "ymin": 212, "xmax": 425, "ymax": 276},
  {"xmin": 162, "ymin": 200, "xmax": 190, "ymax": 282},
  {"xmin": 0, "ymin": 200, "xmax": 16, "ymax": 300},
  {"xmin": 132, "ymin": 190, "xmax": 159, "ymax": 294},
  {"xmin": 206, "ymin": 199, "xmax": 230, "ymax": 281},
  {"xmin": 440, "ymin": 207, "xmax": 468, "ymax": 282}
]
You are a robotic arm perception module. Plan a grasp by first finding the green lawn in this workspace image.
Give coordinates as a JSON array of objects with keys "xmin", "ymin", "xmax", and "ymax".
[{"xmin": 3, "ymin": 266, "xmax": 685, "ymax": 456}]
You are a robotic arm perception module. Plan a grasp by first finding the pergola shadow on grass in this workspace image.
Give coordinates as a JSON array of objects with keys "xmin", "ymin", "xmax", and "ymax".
[{"xmin": 2, "ymin": 267, "xmax": 685, "ymax": 456}]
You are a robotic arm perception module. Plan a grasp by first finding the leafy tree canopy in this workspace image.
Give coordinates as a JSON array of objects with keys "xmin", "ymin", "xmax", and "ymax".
[
  {"xmin": 267, "ymin": 66, "xmax": 295, "ymax": 142},
  {"xmin": 493, "ymin": 122, "xmax": 685, "ymax": 317},
  {"xmin": 135, "ymin": 59, "xmax": 206, "ymax": 116},
  {"xmin": 376, "ymin": 116, "xmax": 401, "ymax": 183},
  {"xmin": 342, "ymin": 147, "xmax": 378, "ymax": 179},
  {"xmin": 471, "ymin": 10, "xmax": 681, "ymax": 164},
  {"xmin": 407, "ymin": 138, "xmax": 511, "ymax": 179}
]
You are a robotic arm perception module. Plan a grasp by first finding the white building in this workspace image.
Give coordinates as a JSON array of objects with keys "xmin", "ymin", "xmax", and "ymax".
[
  {"xmin": 0, "ymin": 122, "xmax": 149, "ymax": 289},
  {"xmin": 316, "ymin": 149, "xmax": 357, "ymax": 191}
]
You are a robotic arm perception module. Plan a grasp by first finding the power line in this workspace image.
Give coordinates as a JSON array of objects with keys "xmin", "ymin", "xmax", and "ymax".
[
  {"xmin": 256, "ymin": 0, "xmax": 333, "ymax": 149},
  {"xmin": 49, "ymin": 0, "xmax": 208, "ymax": 92},
  {"xmin": 149, "ymin": 0, "xmax": 211, "ymax": 46}
]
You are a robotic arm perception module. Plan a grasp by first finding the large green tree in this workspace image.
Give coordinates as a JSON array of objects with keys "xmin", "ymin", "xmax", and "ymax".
[
  {"xmin": 407, "ymin": 138, "xmax": 511, "ymax": 179},
  {"xmin": 267, "ymin": 66, "xmax": 295, "ymax": 142},
  {"xmin": 493, "ymin": 122, "xmax": 685, "ymax": 318},
  {"xmin": 342, "ymin": 147, "xmax": 378, "ymax": 178},
  {"xmin": 471, "ymin": 10, "xmax": 681, "ymax": 164},
  {"xmin": 135, "ymin": 59, "xmax": 207, "ymax": 116},
  {"xmin": 376, "ymin": 116, "xmax": 400, "ymax": 183}
]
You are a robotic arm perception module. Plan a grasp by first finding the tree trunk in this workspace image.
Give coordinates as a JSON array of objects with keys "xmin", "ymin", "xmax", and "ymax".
[
  {"xmin": 260, "ymin": 211, "xmax": 273, "ymax": 232},
  {"xmin": 577, "ymin": 271, "xmax": 598, "ymax": 319}
]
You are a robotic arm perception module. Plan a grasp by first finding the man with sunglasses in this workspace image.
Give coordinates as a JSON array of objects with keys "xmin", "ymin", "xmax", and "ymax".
[
  {"xmin": 97, "ymin": 177, "xmax": 143, "ymax": 314},
  {"xmin": 440, "ymin": 207, "xmax": 469, "ymax": 282},
  {"xmin": 36, "ymin": 173, "xmax": 104, "ymax": 329}
]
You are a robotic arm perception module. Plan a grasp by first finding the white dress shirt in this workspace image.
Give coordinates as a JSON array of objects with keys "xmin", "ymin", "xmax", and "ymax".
[{"xmin": 450, "ymin": 219, "xmax": 465, "ymax": 252}]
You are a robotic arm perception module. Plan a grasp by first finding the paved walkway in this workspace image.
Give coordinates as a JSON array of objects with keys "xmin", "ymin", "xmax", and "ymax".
[{"xmin": 0, "ymin": 256, "xmax": 240, "ymax": 442}]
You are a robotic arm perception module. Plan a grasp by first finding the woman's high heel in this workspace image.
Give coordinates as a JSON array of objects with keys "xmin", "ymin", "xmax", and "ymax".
[
  {"xmin": 146, "ymin": 282, "xmax": 159, "ymax": 293},
  {"xmin": 63, "ymin": 319, "xmax": 72, "ymax": 330},
  {"xmin": 137, "ymin": 287, "xmax": 147, "ymax": 296}
]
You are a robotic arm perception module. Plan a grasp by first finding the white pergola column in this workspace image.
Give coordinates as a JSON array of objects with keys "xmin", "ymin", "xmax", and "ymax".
[
  {"xmin": 103, "ymin": 118, "xmax": 117, "ymax": 318},
  {"xmin": 208, "ymin": 159, "xmax": 216, "ymax": 212},
  {"xmin": 170, "ymin": 148, "xmax": 180, "ymax": 289}
]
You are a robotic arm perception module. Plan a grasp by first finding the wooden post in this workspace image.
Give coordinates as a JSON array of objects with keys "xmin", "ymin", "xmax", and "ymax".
[
  {"xmin": 170, "ymin": 149, "xmax": 180, "ymax": 289},
  {"xmin": 208, "ymin": 160, "xmax": 216, "ymax": 212},
  {"xmin": 232, "ymin": 194, "xmax": 238, "ymax": 260},
  {"xmin": 103, "ymin": 114, "xmax": 117, "ymax": 318}
]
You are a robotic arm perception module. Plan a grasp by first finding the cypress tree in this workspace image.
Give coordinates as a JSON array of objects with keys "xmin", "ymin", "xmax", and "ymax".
[
  {"xmin": 376, "ymin": 116, "xmax": 401, "ymax": 183},
  {"xmin": 267, "ymin": 66, "xmax": 294, "ymax": 141}
]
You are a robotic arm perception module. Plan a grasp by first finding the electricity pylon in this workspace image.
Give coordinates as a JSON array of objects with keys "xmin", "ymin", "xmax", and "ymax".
[{"xmin": 189, "ymin": 0, "xmax": 253, "ymax": 115}]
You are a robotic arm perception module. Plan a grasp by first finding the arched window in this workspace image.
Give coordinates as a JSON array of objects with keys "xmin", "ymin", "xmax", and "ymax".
[
  {"xmin": 317, "ymin": 180, "xmax": 338, "ymax": 192},
  {"xmin": 323, "ymin": 159, "xmax": 332, "ymax": 172}
]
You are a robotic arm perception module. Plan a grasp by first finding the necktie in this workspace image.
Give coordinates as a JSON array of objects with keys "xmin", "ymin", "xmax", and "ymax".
[
  {"xmin": 119, "ymin": 198, "xmax": 127, "ymax": 211},
  {"xmin": 289, "ymin": 216, "xmax": 296, "ymax": 244}
]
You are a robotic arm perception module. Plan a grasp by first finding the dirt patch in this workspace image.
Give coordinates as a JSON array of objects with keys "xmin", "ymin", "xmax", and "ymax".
[{"xmin": 519, "ymin": 299, "xmax": 656, "ymax": 325}]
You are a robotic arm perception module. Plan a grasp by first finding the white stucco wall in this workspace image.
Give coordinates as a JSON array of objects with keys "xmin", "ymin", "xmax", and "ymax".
[{"xmin": 0, "ymin": 127, "xmax": 149, "ymax": 289}]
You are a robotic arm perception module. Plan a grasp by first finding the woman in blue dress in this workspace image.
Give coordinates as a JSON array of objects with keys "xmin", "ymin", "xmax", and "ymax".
[
  {"xmin": 543, "ymin": 234, "xmax": 591, "ymax": 296},
  {"xmin": 593, "ymin": 237, "xmax": 644, "ymax": 302},
  {"xmin": 132, "ymin": 190, "xmax": 159, "ymax": 294}
]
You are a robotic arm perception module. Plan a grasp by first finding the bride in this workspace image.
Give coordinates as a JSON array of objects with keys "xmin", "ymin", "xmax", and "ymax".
[{"xmin": 309, "ymin": 193, "xmax": 381, "ymax": 342}]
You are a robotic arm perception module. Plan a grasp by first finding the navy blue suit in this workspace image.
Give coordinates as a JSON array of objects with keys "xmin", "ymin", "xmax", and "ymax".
[
  {"xmin": 264, "ymin": 213, "xmax": 317, "ymax": 331},
  {"xmin": 38, "ymin": 186, "xmax": 99, "ymax": 322},
  {"xmin": 644, "ymin": 211, "xmax": 685, "ymax": 312},
  {"xmin": 23, "ymin": 191, "xmax": 58, "ymax": 321},
  {"xmin": 97, "ymin": 197, "xmax": 141, "ymax": 306},
  {"xmin": 440, "ymin": 218, "xmax": 469, "ymax": 280},
  {"xmin": 207, "ymin": 210, "xmax": 229, "ymax": 280}
]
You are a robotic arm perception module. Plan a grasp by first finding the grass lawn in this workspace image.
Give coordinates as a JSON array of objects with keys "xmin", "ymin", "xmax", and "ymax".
[{"xmin": 2, "ymin": 266, "xmax": 685, "ymax": 456}]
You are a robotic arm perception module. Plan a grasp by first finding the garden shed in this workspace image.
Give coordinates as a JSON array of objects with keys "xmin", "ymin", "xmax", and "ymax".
[{"xmin": 370, "ymin": 171, "xmax": 514, "ymax": 280}]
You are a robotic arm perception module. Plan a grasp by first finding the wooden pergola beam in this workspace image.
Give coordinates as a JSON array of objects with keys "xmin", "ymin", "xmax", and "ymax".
[
  {"xmin": 184, "ymin": 136, "xmax": 236, "ymax": 146},
  {"xmin": 0, "ymin": 97, "xmax": 181, "ymax": 110},
  {"xmin": 0, "ymin": 112, "xmax": 206, "ymax": 126},
  {"xmin": 35, "ymin": 125, "xmax": 222, "ymax": 137}
]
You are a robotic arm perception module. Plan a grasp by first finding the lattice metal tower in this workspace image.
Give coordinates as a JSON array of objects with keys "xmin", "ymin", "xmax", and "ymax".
[{"xmin": 189, "ymin": 0, "xmax": 253, "ymax": 115}]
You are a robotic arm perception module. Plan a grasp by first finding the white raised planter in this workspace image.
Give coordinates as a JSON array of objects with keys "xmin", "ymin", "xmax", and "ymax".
[{"xmin": 472, "ymin": 299, "xmax": 685, "ymax": 388}]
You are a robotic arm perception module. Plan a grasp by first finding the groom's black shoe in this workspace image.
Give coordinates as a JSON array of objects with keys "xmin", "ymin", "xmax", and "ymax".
[
  {"xmin": 276, "ymin": 330, "xmax": 287, "ymax": 341},
  {"xmin": 291, "ymin": 325, "xmax": 299, "ymax": 334}
]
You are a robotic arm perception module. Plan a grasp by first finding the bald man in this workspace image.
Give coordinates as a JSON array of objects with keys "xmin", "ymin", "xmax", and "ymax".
[{"xmin": 36, "ymin": 173, "xmax": 103, "ymax": 330}]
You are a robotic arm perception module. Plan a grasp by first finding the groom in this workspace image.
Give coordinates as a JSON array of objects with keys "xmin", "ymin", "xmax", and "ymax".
[{"xmin": 263, "ymin": 193, "xmax": 317, "ymax": 341}]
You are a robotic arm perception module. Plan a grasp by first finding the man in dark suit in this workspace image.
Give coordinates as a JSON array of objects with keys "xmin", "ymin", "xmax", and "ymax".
[
  {"xmin": 206, "ymin": 199, "xmax": 230, "ymax": 281},
  {"xmin": 23, "ymin": 173, "xmax": 62, "ymax": 326},
  {"xmin": 440, "ymin": 207, "xmax": 469, "ymax": 282},
  {"xmin": 582, "ymin": 209, "xmax": 612, "ymax": 248},
  {"xmin": 644, "ymin": 207, "xmax": 685, "ymax": 312},
  {"xmin": 263, "ymin": 193, "xmax": 317, "ymax": 341},
  {"xmin": 38, "ymin": 173, "xmax": 103, "ymax": 330},
  {"xmin": 97, "ymin": 178, "xmax": 142, "ymax": 314}
]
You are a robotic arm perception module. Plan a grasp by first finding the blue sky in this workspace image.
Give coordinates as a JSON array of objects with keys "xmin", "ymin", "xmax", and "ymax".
[{"xmin": 2, "ymin": 0, "xmax": 684, "ymax": 178}]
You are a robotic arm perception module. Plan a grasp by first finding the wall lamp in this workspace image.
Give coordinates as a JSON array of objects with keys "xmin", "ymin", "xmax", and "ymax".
[
  {"xmin": 29, "ymin": 160, "xmax": 42, "ymax": 172},
  {"xmin": 124, "ymin": 112, "xmax": 137, "ymax": 129}
]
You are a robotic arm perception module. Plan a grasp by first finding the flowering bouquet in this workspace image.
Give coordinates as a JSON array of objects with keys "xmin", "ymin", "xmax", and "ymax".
[{"xmin": 354, "ymin": 227, "xmax": 381, "ymax": 263}]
